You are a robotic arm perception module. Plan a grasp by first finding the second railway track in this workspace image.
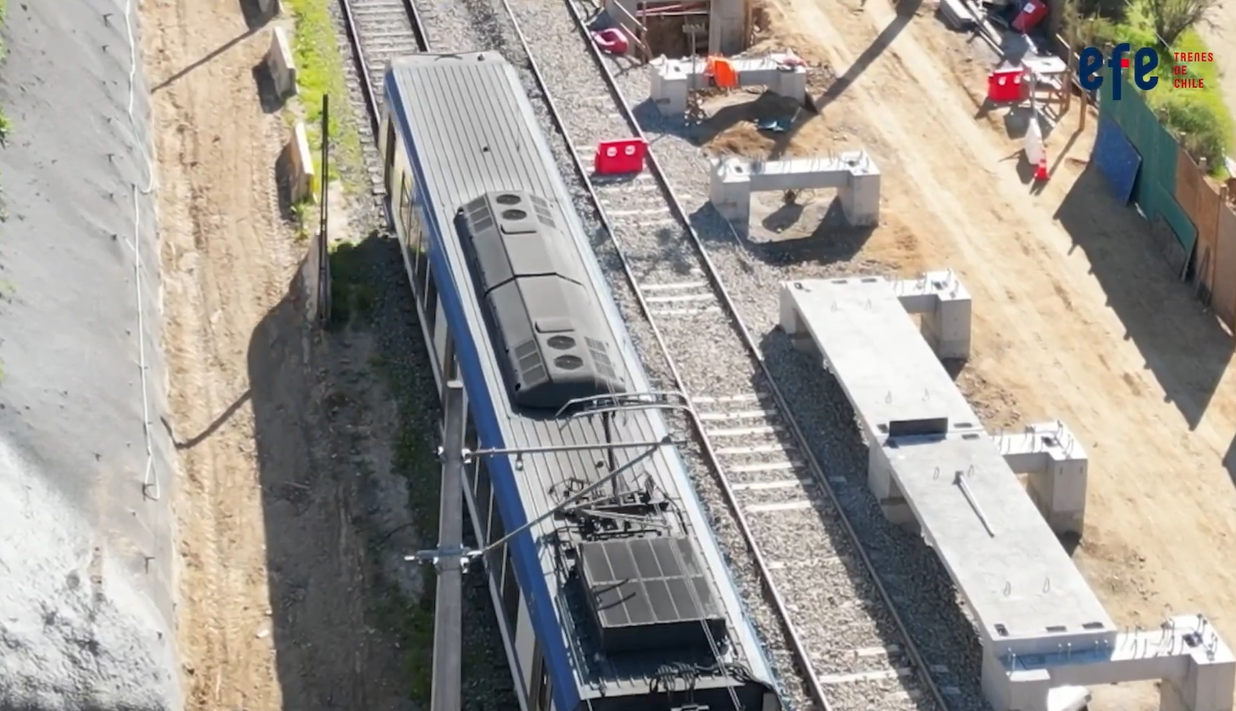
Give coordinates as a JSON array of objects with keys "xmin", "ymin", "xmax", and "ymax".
[{"xmin": 334, "ymin": 0, "xmax": 960, "ymax": 708}]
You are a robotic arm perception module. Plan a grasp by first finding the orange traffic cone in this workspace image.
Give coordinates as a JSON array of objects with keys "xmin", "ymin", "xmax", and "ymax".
[{"xmin": 1034, "ymin": 153, "xmax": 1050, "ymax": 182}]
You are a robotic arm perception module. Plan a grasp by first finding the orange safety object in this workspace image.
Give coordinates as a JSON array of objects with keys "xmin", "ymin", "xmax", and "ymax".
[
  {"xmin": 1034, "ymin": 154, "xmax": 1050, "ymax": 181},
  {"xmin": 594, "ymin": 138, "xmax": 647, "ymax": 175},
  {"xmin": 986, "ymin": 68, "xmax": 1025, "ymax": 103},
  {"xmin": 706, "ymin": 56, "xmax": 739, "ymax": 89}
]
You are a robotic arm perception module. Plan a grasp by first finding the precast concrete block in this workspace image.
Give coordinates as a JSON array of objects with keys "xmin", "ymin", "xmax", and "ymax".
[
  {"xmin": 837, "ymin": 152, "xmax": 881, "ymax": 227},
  {"xmin": 651, "ymin": 58, "xmax": 690, "ymax": 116},
  {"xmin": 278, "ymin": 121, "xmax": 315, "ymax": 205},
  {"xmin": 708, "ymin": 156, "xmax": 752, "ymax": 222},
  {"xmin": 771, "ymin": 67, "xmax": 807, "ymax": 101},
  {"xmin": 895, "ymin": 269, "xmax": 971, "ymax": 359},
  {"xmin": 265, "ymin": 26, "xmax": 298, "ymax": 102},
  {"xmin": 993, "ymin": 421, "xmax": 1088, "ymax": 537},
  {"xmin": 716, "ymin": 151, "xmax": 881, "ymax": 228},
  {"xmin": 709, "ymin": 0, "xmax": 747, "ymax": 54}
]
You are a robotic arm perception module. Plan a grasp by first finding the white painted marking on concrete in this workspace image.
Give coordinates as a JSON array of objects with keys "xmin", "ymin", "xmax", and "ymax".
[
  {"xmin": 854, "ymin": 646, "xmax": 895, "ymax": 658},
  {"xmin": 731, "ymin": 460, "xmax": 803, "ymax": 473},
  {"xmin": 730, "ymin": 479, "xmax": 805, "ymax": 492},
  {"xmin": 707, "ymin": 425, "xmax": 781, "ymax": 438},
  {"xmin": 746, "ymin": 500, "xmax": 813, "ymax": 513}
]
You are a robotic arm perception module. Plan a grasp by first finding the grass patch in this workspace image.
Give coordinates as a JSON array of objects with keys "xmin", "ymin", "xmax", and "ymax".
[
  {"xmin": 328, "ymin": 241, "xmax": 378, "ymax": 327},
  {"xmin": 281, "ymin": 0, "xmax": 363, "ymax": 185},
  {"xmin": 1076, "ymin": 0, "xmax": 1233, "ymax": 170}
]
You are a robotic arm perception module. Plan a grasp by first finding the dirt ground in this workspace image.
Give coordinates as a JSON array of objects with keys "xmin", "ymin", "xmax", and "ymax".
[
  {"xmin": 142, "ymin": 0, "xmax": 435, "ymax": 709},
  {"xmin": 730, "ymin": 1, "xmax": 1236, "ymax": 708}
]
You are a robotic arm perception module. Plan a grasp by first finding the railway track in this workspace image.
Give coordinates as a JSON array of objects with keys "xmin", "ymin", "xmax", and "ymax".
[
  {"xmin": 336, "ymin": 0, "xmax": 426, "ymax": 193},
  {"xmin": 333, "ymin": 0, "xmax": 958, "ymax": 708}
]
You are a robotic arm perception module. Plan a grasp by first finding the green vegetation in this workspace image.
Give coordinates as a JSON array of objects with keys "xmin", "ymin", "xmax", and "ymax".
[
  {"xmin": 1066, "ymin": 0, "xmax": 1232, "ymax": 171},
  {"xmin": 282, "ymin": 0, "xmax": 362, "ymax": 187}
]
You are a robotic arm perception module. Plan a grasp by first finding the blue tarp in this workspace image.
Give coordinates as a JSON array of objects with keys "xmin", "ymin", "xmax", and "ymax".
[{"xmin": 1093, "ymin": 116, "xmax": 1142, "ymax": 205}]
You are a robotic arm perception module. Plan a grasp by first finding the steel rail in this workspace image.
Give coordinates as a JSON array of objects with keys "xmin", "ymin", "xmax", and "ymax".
[
  {"xmin": 547, "ymin": 8, "xmax": 952, "ymax": 711},
  {"xmin": 336, "ymin": 0, "xmax": 381, "ymax": 138}
]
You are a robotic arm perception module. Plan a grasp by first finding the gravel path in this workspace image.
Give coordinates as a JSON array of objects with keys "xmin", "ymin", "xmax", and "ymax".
[{"xmin": 438, "ymin": 1, "xmax": 993, "ymax": 710}]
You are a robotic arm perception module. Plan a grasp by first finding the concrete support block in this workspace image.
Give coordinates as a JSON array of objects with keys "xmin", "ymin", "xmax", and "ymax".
[
  {"xmin": 1161, "ymin": 634, "xmax": 1236, "ymax": 711},
  {"xmin": 709, "ymin": 156, "xmax": 752, "ymax": 222},
  {"xmin": 895, "ymin": 270, "xmax": 972, "ymax": 360},
  {"xmin": 265, "ymin": 26, "xmax": 297, "ymax": 102},
  {"xmin": 993, "ymin": 421, "xmax": 1088, "ymax": 537},
  {"xmin": 651, "ymin": 58, "xmax": 690, "ymax": 116},
  {"xmin": 278, "ymin": 122, "xmax": 315, "ymax": 205},
  {"xmin": 982, "ymin": 649, "xmax": 1052, "ymax": 711},
  {"xmin": 839, "ymin": 169, "xmax": 881, "ymax": 227},
  {"xmin": 771, "ymin": 65, "xmax": 807, "ymax": 101},
  {"xmin": 868, "ymin": 445, "xmax": 916, "ymax": 528},
  {"xmin": 712, "ymin": 152, "xmax": 880, "ymax": 228},
  {"xmin": 709, "ymin": 0, "xmax": 747, "ymax": 54}
]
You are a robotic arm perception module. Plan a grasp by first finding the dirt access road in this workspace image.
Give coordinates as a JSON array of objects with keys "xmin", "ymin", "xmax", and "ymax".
[
  {"xmin": 142, "ymin": 0, "xmax": 435, "ymax": 708},
  {"xmin": 748, "ymin": 0, "xmax": 1236, "ymax": 706}
]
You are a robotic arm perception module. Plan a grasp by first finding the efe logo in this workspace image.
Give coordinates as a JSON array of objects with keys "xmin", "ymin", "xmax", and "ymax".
[{"xmin": 1076, "ymin": 43, "xmax": 1158, "ymax": 100}]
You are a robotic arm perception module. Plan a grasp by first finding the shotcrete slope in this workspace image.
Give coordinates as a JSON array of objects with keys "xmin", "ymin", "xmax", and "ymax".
[{"xmin": 0, "ymin": 1, "xmax": 178, "ymax": 708}]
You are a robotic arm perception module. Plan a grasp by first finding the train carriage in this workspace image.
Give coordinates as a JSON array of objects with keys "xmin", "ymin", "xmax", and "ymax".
[{"xmin": 377, "ymin": 51, "xmax": 780, "ymax": 711}]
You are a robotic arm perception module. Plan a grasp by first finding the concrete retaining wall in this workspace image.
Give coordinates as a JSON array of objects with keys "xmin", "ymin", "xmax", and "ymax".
[{"xmin": 0, "ymin": 0, "xmax": 179, "ymax": 708}]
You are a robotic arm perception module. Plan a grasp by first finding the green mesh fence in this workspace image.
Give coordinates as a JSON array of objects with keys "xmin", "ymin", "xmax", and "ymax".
[{"xmin": 1098, "ymin": 68, "xmax": 1197, "ymax": 254}]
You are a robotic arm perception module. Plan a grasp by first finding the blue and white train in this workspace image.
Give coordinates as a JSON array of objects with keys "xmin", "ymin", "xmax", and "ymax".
[{"xmin": 378, "ymin": 51, "xmax": 780, "ymax": 711}]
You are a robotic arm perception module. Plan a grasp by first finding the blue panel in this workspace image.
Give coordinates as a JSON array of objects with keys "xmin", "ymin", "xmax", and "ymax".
[
  {"xmin": 1093, "ymin": 116, "xmax": 1142, "ymax": 205},
  {"xmin": 389, "ymin": 88, "xmax": 582, "ymax": 711}
]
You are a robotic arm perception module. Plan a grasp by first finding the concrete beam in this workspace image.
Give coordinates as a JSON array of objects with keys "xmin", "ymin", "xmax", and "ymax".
[
  {"xmin": 650, "ymin": 55, "xmax": 807, "ymax": 116},
  {"xmin": 278, "ymin": 122, "xmax": 315, "ymax": 205},
  {"xmin": 710, "ymin": 153, "xmax": 881, "ymax": 228},
  {"xmin": 265, "ymin": 26, "xmax": 298, "ymax": 105}
]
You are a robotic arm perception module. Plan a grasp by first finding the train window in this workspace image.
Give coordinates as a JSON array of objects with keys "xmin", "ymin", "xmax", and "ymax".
[
  {"xmin": 397, "ymin": 175, "xmax": 410, "ymax": 239},
  {"xmin": 424, "ymin": 272, "xmax": 439, "ymax": 337},
  {"xmin": 383, "ymin": 119, "xmax": 398, "ymax": 196},
  {"xmin": 501, "ymin": 549, "xmax": 519, "ymax": 624},
  {"xmin": 537, "ymin": 675, "xmax": 552, "ymax": 711},
  {"xmin": 528, "ymin": 651, "xmax": 547, "ymax": 710}
]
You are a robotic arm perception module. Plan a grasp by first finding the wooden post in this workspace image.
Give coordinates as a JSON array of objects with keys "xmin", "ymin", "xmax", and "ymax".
[{"xmin": 1079, "ymin": 87, "xmax": 1087, "ymax": 130}]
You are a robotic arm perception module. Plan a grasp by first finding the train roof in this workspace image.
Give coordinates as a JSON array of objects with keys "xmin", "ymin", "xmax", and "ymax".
[{"xmin": 384, "ymin": 52, "xmax": 775, "ymax": 703}]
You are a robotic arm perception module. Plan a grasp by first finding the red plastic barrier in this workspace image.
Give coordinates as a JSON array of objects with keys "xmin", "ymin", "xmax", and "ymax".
[
  {"xmin": 1011, "ymin": 0, "xmax": 1048, "ymax": 32},
  {"xmin": 986, "ymin": 69, "xmax": 1025, "ymax": 103},
  {"xmin": 594, "ymin": 139, "xmax": 647, "ymax": 175},
  {"xmin": 591, "ymin": 28, "xmax": 629, "ymax": 55}
]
